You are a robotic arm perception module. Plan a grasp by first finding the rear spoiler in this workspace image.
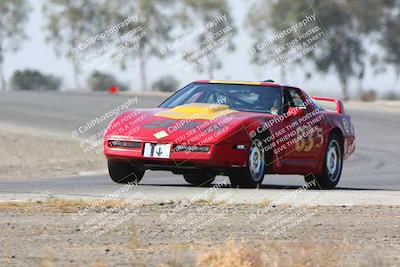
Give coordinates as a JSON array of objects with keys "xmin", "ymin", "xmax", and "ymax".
[{"xmin": 311, "ymin": 96, "xmax": 345, "ymax": 114}]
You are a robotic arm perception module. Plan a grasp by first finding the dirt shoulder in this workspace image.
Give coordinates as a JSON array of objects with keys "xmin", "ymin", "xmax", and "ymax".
[
  {"xmin": 0, "ymin": 124, "xmax": 105, "ymax": 181},
  {"xmin": 0, "ymin": 200, "xmax": 399, "ymax": 266}
]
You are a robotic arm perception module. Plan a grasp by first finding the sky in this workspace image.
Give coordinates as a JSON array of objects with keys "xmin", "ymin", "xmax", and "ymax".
[{"xmin": 4, "ymin": 0, "xmax": 399, "ymax": 97}]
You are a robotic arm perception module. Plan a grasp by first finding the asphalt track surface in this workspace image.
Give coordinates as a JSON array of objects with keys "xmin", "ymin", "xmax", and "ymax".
[{"xmin": 0, "ymin": 91, "xmax": 399, "ymax": 203}]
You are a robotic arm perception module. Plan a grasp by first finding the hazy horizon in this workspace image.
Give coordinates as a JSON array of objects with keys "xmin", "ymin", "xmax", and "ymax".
[{"xmin": 4, "ymin": 0, "xmax": 399, "ymax": 97}]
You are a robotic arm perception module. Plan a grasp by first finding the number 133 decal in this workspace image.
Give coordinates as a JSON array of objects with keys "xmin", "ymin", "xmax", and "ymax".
[{"xmin": 295, "ymin": 126, "xmax": 324, "ymax": 152}]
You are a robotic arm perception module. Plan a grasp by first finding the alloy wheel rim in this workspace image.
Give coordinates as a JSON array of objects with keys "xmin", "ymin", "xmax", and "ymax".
[
  {"xmin": 326, "ymin": 139, "xmax": 341, "ymax": 182},
  {"xmin": 249, "ymin": 143, "xmax": 265, "ymax": 182}
]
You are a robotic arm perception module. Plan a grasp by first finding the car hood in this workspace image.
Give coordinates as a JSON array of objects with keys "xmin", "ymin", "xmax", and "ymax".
[{"xmin": 105, "ymin": 103, "xmax": 276, "ymax": 144}]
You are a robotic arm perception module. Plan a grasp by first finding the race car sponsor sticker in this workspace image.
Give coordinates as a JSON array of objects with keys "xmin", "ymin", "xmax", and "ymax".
[
  {"xmin": 153, "ymin": 130, "xmax": 169, "ymax": 139},
  {"xmin": 143, "ymin": 143, "xmax": 171, "ymax": 158}
]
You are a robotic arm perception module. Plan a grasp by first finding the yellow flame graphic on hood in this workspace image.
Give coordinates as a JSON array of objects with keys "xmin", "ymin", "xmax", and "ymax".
[{"xmin": 155, "ymin": 103, "xmax": 237, "ymax": 120}]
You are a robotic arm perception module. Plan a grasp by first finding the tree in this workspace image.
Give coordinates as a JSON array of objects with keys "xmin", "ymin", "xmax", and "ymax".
[
  {"xmin": 345, "ymin": 0, "xmax": 400, "ymax": 83},
  {"xmin": 42, "ymin": 0, "xmax": 102, "ymax": 90},
  {"xmin": 101, "ymin": 0, "xmax": 177, "ymax": 91},
  {"xmin": 10, "ymin": 69, "xmax": 62, "ymax": 91},
  {"xmin": 246, "ymin": 0, "xmax": 373, "ymax": 100},
  {"xmin": 0, "ymin": 0, "xmax": 31, "ymax": 90},
  {"xmin": 379, "ymin": 0, "xmax": 400, "ymax": 79},
  {"xmin": 176, "ymin": 0, "xmax": 237, "ymax": 78}
]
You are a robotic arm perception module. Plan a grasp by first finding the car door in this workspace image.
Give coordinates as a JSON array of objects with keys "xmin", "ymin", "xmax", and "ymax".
[{"xmin": 279, "ymin": 88, "xmax": 328, "ymax": 172}]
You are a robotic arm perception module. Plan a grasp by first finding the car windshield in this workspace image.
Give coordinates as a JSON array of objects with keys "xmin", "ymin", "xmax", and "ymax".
[{"xmin": 159, "ymin": 83, "xmax": 283, "ymax": 114}]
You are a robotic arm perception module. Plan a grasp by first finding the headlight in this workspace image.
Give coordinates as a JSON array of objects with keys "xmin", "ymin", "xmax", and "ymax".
[
  {"xmin": 174, "ymin": 145, "xmax": 210, "ymax": 153},
  {"xmin": 108, "ymin": 140, "xmax": 141, "ymax": 148}
]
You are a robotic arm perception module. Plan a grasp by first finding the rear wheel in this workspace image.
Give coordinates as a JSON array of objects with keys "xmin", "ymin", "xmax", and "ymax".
[
  {"xmin": 229, "ymin": 142, "xmax": 265, "ymax": 188},
  {"xmin": 183, "ymin": 173, "xmax": 215, "ymax": 186},
  {"xmin": 108, "ymin": 159, "xmax": 144, "ymax": 184},
  {"xmin": 305, "ymin": 133, "xmax": 343, "ymax": 189}
]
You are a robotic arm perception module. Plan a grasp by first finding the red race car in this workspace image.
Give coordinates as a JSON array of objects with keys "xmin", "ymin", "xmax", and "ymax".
[{"xmin": 104, "ymin": 80, "xmax": 355, "ymax": 189}]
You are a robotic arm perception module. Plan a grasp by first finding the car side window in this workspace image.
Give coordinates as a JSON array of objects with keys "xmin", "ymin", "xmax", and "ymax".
[{"xmin": 289, "ymin": 90, "xmax": 306, "ymax": 108}]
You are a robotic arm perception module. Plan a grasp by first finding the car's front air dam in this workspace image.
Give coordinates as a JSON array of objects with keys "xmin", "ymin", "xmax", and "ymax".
[{"xmin": 104, "ymin": 142, "xmax": 249, "ymax": 168}]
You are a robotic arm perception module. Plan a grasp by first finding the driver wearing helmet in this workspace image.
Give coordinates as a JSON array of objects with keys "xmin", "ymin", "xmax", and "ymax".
[{"xmin": 256, "ymin": 92, "xmax": 280, "ymax": 114}]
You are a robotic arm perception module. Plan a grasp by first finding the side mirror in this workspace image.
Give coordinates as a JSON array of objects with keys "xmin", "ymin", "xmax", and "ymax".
[{"xmin": 287, "ymin": 107, "xmax": 306, "ymax": 117}]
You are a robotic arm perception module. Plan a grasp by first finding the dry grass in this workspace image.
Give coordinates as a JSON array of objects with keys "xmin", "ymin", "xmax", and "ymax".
[
  {"xmin": 2, "ymin": 201, "xmax": 380, "ymax": 267},
  {"xmin": 0, "ymin": 199, "xmax": 141, "ymax": 212},
  {"xmin": 16, "ymin": 218, "xmax": 366, "ymax": 267},
  {"xmin": 196, "ymin": 240, "xmax": 264, "ymax": 267},
  {"xmin": 32, "ymin": 238, "xmax": 351, "ymax": 267},
  {"xmin": 0, "ymin": 202, "xmax": 21, "ymax": 209},
  {"xmin": 90, "ymin": 260, "xmax": 109, "ymax": 267},
  {"xmin": 195, "ymin": 239, "xmax": 344, "ymax": 267},
  {"xmin": 39, "ymin": 248, "xmax": 57, "ymax": 267}
]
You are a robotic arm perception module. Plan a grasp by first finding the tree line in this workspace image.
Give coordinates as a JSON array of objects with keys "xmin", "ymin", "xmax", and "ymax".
[{"xmin": 0, "ymin": 0, "xmax": 399, "ymax": 99}]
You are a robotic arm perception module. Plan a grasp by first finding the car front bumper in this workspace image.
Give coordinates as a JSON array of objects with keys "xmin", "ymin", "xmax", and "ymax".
[{"xmin": 104, "ymin": 139, "xmax": 249, "ymax": 169}]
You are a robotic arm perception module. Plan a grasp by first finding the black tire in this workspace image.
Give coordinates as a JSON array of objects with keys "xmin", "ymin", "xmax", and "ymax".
[
  {"xmin": 108, "ymin": 159, "xmax": 144, "ymax": 184},
  {"xmin": 229, "ymin": 141, "xmax": 266, "ymax": 188},
  {"xmin": 305, "ymin": 133, "xmax": 343, "ymax": 189},
  {"xmin": 183, "ymin": 173, "xmax": 215, "ymax": 186}
]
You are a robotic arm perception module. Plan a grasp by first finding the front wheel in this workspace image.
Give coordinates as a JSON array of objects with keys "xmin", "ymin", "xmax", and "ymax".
[
  {"xmin": 305, "ymin": 133, "xmax": 343, "ymax": 189},
  {"xmin": 229, "ymin": 142, "xmax": 265, "ymax": 188},
  {"xmin": 108, "ymin": 159, "xmax": 144, "ymax": 184}
]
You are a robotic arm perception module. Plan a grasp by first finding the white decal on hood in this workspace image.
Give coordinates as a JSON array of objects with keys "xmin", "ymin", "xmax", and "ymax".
[{"xmin": 153, "ymin": 130, "xmax": 169, "ymax": 139}]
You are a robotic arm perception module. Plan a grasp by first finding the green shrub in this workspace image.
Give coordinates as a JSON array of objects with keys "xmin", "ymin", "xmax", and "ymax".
[
  {"xmin": 87, "ymin": 71, "xmax": 128, "ymax": 92},
  {"xmin": 10, "ymin": 69, "xmax": 62, "ymax": 91},
  {"xmin": 152, "ymin": 76, "xmax": 179, "ymax": 92},
  {"xmin": 359, "ymin": 89, "xmax": 377, "ymax": 102},
  {"xmin": 382, "ymin": 91, "xmax": 400, "ymax": 100}
]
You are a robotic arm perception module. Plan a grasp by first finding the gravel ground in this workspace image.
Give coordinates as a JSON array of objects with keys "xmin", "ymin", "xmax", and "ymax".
[
  {"xmin": 0, "ymin": 201, "xmax": 399, "ymax": 267},
  {"xmin": 0, "ymin": 126, "xmax": 105, "ymax": 181}
]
